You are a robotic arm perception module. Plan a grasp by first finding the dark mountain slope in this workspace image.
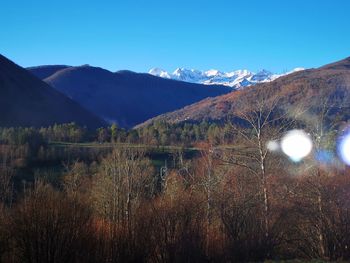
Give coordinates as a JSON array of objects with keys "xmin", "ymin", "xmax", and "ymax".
[
  {"xmin": 138, "ymin": 56, "xmax": 350, "ymax": 127},
  {"xmin": 27, "ymin": 65, "xmax": 70, "ymax": 79},
  {"xmin": 37, "ymin": 65, "xmax": 231, "ymax": 127},
  {"xmin": 0, "ymin": 55, "xmax": 105, "ymax": 128}
]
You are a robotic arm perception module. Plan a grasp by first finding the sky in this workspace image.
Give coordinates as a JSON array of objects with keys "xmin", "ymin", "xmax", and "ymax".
[{"xmin": 1, "ymin": 0, "xmax": 350, "ymax": 73}]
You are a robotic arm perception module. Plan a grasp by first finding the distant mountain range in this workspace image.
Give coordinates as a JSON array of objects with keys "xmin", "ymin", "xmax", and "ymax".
[
  {"xmin": 28, "ymin": 65, "xmax": 231, "ymax": 128},
  {"xmin": 2, "ymin": 53, "xmax": 349, "ymax": 130},
  {"xmin": 149, "ymin": 67, "xmax": 304, "ymax": 88},
  {"xmin": 139, "ymin": 57, "xmax": 350, "ymax": 127},
  {"xmin": 0, "ymin": 55, "xmax": 105, "ymax": 129}
]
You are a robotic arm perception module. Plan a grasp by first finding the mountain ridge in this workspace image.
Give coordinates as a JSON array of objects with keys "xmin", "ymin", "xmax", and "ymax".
[
  {"xmin": 28, "ymin": 65, "xmax": 232, "ymax": 128},
  {"xmin": 0, "ymin": 55, "xmax": 106, "ymax": 129}
]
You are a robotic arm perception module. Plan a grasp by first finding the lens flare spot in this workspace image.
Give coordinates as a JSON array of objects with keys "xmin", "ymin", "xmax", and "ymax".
[
  {"xmin": 281, "ymin": 130, "xmax": 313, "ymax": 162},
  {"xmin": 267, "ymin": 140, "xmax": 279, "ymax": 152},
  {"xmin": 338, "ymin": 132, "xmax": 350, "ymax": 165}
]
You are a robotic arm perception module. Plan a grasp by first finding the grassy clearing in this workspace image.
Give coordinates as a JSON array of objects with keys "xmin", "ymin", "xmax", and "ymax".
[{"xmin": 49, "ymin": 141, "xmax": 198, "ymax": 151}]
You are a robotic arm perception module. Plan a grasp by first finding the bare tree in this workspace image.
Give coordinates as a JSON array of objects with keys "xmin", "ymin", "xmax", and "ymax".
[
  {"xmin": 221, "ymin": 92, "xmax": 302, "ymax": 246},
  {"xmin": 295, "ymin": 86, "xmax": 349, "ymax": 259},
  {"xmin": 10, "ymin": 180, "xmax": 94, "ymax": 263},
  {"xmin": 0, "ymin": 168, "xmax": 13, "ymax": 206},
  {"xmin": 91, "ymin": 147, "xmax": 154, "ymax": 261},
  {"xmin": 62, "ymin": 160, "xmax": 89, "ymax": 200}
]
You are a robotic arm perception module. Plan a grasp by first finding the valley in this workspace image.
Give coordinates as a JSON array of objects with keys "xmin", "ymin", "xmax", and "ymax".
[{"xmin": 1, "ymin": 39, "xmax": 350, "ymax": 263}]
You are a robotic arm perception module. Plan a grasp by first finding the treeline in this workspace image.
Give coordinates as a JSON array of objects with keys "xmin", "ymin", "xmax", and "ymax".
[
  {"xmin": 136, "ymin": 121, "xmax": 229, "ymax": 146},
  {"xmin": 0, "ymin": 121, "xmax": 229, "ymax": 147},
  {"xmin": 0, "ymin": 123, "xmax": 88, "ymax": 145},
  {"xmin": 0, "ymin": 121, "xmax": 225, "ymax": 169}
]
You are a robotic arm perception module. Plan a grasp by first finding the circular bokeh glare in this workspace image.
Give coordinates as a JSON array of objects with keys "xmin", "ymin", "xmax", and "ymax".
[
  {"xmin": 266, "ymin": 140, "xmax": 279, "ymax": 152},
  {"xmin": 338, "ymin": 131, "xmax": 350, "ymax": 165},
  {"xmin": 281, "ymin": 130, "xmax": 313, "ymax": 162}
]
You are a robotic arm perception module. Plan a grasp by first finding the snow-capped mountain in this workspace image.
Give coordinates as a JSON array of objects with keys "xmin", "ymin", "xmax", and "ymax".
[
  {"xmin": 148, "ymin": 68, "xmax": 171, "ymax": 79},
  {"xmin": 149, "ymin": 67, "xmax": 304, "ymax": 88}
]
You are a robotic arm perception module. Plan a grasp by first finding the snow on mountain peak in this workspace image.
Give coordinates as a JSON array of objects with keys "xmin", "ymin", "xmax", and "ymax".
[
  {"xmin": 149, "ymin": 68, "xmax": 171, "ymax": 79},
  {"xmin": 148, "ymin": 67, "xmax": 304, "ymax": 88},
  {"xmin": 226, "ymin": 69, "xmax": 251, "ymax": 77},
  {"xmin": 205, "ymin": 69, "xmax": 223, "ymax": 77},
  {"xmin": 171, "ymin": 68, "xmax": 205, "ymax": 82},
  {"xmin": 290, "ymin": 67, "xmax": 305, "ymax": 73}
]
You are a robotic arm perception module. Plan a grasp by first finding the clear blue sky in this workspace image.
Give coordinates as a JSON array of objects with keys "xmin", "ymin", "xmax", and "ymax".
[{"xmin": 1, "ymin": 0, "xmax": 350, "ymax": 73}]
